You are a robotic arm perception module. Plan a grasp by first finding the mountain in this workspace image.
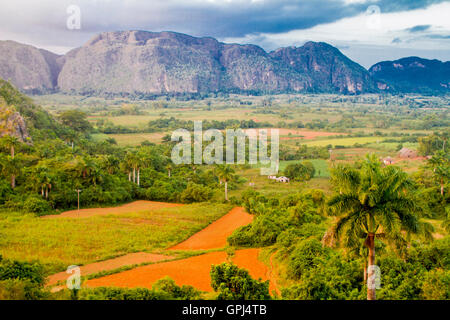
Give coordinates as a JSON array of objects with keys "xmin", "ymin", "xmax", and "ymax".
[
  {"xmin": 57, "ymin": 31, "xmax": 311, "ymax": 95},
  {"xmin": 369, "ymin": 57, "xmax": 450, "ymax": 94},
  {"xmin": 1, "ymin": 31, "xmax": 447, "ymax": 96},
  {"xmin": 270, "ymin": 42, "xmax": 378, "ymax": 94},
  {"xmin": 0, "ymin": 40, "xmax": 63, "ymax": 94}
]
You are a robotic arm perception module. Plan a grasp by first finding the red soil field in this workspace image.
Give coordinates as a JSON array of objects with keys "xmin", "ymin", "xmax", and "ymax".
[
  {"xmin": 47, "ymin": 252, "xmax": 174, "ymax": 286},
  {"xmin": 42, "ymin": 200, "xmax": 183, "ymax": 219},
  {"xmin": 170, "ymin": 207, "xmax": 253, "ymax": 250},
  {"xmin": 86, "ymin": 249, "xmax": 277, "ymax": 293}
]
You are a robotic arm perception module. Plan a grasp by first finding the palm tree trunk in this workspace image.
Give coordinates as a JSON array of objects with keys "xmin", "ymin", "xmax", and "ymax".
[
  {"xmin": 225, "ymin": 181, "xmax": 228, "ymax": 201},
  {"xmin": 11, "ymin": 174, "xmax": 15, "ymax": 189},
  {"xmin": 137, "ymin": 168, "xmax": 140, "ymax": 186},
  {"xmin": 46, "ymin": 188, "xmax": 48, "ymax": 199},
  {"xmin": 367, "ymin": 233, "xmax": 376, "ymax": 300},
  {"xmin": 441, "ymin": 179, "xmax": 444, "ymax": 196},
  {"xmin": 363, "ymin": 262, "xmax": 367, "ymax": 282},
  {"xmin": 42, "ymin": 188, "xmax": 44, "ymax": 197},
  {"xmin": 168, "ymin": 170, "xmax": 171, "ymax": 178},
  {"xmin": 128, "ymin": 172, "xmax": 131, "ymax": 181},
  {"xmin": 11, "ymin": 146, "xmax": 14, "ymax": 158},
  {"xmin": 133, "ymin": 168, "xmax": 136, "ymax": 184}
]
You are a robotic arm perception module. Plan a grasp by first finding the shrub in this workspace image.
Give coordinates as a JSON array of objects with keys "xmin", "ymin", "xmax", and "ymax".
[
  {"xmin": 23, "ymin": 195, "xmax": 52, "ymax": 215},
  {"xmin": 210, "ymin": 263, "xmax": 271, "ymax": 300},
  {"xmin": 180, "ymin": 182, "xmax": 212, "ymax": 203}
]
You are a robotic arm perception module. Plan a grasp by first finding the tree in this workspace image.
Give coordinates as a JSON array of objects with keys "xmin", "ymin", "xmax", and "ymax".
[
  {"xmin": 166, "ymin": 163, "xmax": 173, "ymax": 178},
  {"xmin": 427, "ymin": 150, "xmax": 450, "ymax": 196},
  {"xmin": 325, "ymin": 155, "xmax": 433, "ymax": 300},
  {"xmin": 0, "ymin": 136, "xmax": 21, "ymax": 188},
  {"xmin": 210, "ymin": 263, "xmax": 271, "ymax": 300},
  {"xmin": 59, "ymin": 110, "xmax": 92, "ymax": 132},
  {"xmin": 284, "ymin": 162, "xmax": 315, "ymax": 181},
  {"xmin": 215, "ymin": 164, "xmax": 235, "ymax": 201}
]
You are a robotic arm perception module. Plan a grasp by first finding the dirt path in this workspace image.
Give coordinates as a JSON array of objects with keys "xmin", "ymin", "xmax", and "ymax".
[
  {"xmin": 169, "ymin": 207, "xmax": 253, "ymax": 250},
  {"xmin": 47, "ymin": 252, "xmax": 175, "ymax": 286},
  {"xmin": 86, "ymin": 248, "xmax": 275, "ymax": 292},
  {"xmin": 42, "ymin": 200, "xmax": 183, "ymax": 219}
]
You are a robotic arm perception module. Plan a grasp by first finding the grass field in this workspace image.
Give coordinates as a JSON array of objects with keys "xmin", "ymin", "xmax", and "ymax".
[
  {"xmin": 303, "ymin": 136, "xmax": 386, "ymax": 147},
  {"xmin": 92, "ymin": 132, "xmax": 169, "ymax": 145},
  {"xmin": 0, "ymin": 203, "xmax": 231, "ymax": 273}
]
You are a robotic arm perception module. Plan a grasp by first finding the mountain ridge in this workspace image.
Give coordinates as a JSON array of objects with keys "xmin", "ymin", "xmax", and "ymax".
[{"xmin": 0, "ymin": 30, "xmax": 448, "ymax": 95}]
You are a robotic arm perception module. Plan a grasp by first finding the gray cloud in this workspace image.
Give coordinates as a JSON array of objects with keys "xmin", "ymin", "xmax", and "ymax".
[{"xmin": 406, "ymin": 25, "xmax": 432, "ymax": 33}]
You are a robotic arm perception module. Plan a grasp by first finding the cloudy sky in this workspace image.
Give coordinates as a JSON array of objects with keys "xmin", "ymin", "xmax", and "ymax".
[{"xmin": 0, "ymin": 0, "xmax": 449, "ymax": 68}]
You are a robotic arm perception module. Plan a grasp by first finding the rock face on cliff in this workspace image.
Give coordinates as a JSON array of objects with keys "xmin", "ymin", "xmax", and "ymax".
[
  {"xmin": 0, "ymin": 40, "xmax": 63, "ymax": 93},
  {"xmin": 369, "ymin": 57, "xmax": 450, "ymax": 94},
  {"xmin": 0, "ymin": 101, "xmax": 32, "ymax": 143},
  {"xmin": 57, "ymin": 31, "xmax": 311, "ymax": 94},
  {"xmin": 270, "ymin": 42, "xmax": 378, "ymax": 94},
  {"xmin": 2, "ymin": 30, "xmax": 447, "ymax": 95}
]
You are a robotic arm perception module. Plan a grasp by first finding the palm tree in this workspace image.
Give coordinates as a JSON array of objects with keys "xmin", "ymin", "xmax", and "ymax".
[
  {"xmin": 427, "ymin": 150, "xmax": 449, "ymax": 196},
  {"xmin": 32, "ymin": 164, "xmax": 53, "ymax": 199},
  {"xmin": 325, "ymin": 155, "xmax": 433, "ymax": 300},
  {"xmin": 0, "ymin": 136, "xmax": 20, "ymax": 188},
  {"xmin": 215, "ymin": 164, "xmax": 235, "ymax": 201},
  {"xmin": 166, "ymin": 163, "xmax": 173, "ymax": 178},
  {"xmin": 1, "ymin": 154, "xmax": 22, "ymax": 189}
]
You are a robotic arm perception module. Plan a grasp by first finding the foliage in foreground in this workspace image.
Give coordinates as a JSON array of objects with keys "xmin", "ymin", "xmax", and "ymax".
[{"xmin": 210, "ymin": 263, "xmax": 271, "ymax": 300}]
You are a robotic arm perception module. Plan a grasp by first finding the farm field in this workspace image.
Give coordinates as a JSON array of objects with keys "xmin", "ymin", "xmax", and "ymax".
[
  {"xmin": 0, "ymin": 203, "xmax": 232, "ymax": 273},
  {"xmin": 85, "ymin": 248, "xmax": 276, "ymax": 293}
]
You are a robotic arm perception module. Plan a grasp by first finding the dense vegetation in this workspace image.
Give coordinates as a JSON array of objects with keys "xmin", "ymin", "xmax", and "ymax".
[{"xmin": 0, "ymin": 81, "xmax": 448, "ymax": 300}]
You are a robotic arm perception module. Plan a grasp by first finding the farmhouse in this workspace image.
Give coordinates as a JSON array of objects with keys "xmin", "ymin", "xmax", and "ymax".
[
  {"xmin": 398, "ymin": 148, "xmax": 418, "ymax": 159},
  {"xmin": 382, "ymin": 156, "xmax": 394, "ymax": 165}
]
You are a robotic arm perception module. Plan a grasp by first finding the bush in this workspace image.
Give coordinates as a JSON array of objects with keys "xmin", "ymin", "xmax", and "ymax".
[
  {"xmin": 180, "ymin": 182, "xmax": 213, "ymax": 203},
  {"xmin": 23, "ymin": 195, "xmax": 52, "ymax": 215},
  {"xmin": 421, "ymin": 269, "xmax": 450, "ymax": 300},
  {"xmin": 0, "ymin": 259, "xmax": 46, "ymax": 285},
  {"xmin": 77, "ymin": 277, "xmax": 201, "ymax": 300},
  {"xmin": 210, "ymin": 263, "xmax": 271, "ymax": 300}
]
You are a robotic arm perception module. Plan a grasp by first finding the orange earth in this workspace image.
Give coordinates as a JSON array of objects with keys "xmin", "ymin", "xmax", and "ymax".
[
  {"xmin": 48, "ymin": 205, "xmax": 278, "ymax": 294},
  {"xmin": 42, "ymin": 200, "xmax": 183, "ymax": 219},
  {"xmin": 47, "ymin": 252, "xmax": 174, "ymax": 286},
  {"xmin": 170, "ymin": 207, "xmax": 253, "ymax": 250},
  {"xmin": 86, "ymin": 249, "xmax": 276, "ymax": 293}
]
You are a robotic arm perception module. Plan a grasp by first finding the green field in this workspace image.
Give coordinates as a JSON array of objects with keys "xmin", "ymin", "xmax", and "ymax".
[{"xmin": 0, "ymin": 203, "xmax": 231, "ymax": 273}]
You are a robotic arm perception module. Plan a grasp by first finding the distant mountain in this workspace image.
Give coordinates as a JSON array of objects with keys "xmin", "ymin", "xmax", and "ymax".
[
  {"xmin": 270, "ymin": 42, "xmax": 378, "ymax": 94},
  {"xmin": 0, "ymin": 31, "xmax": 448, "ymax": 96},
  {"xmin": 0, "ymin": 40, "xmax": 63, "ymax": 94},
  {"xmin": 57, "ymin": 31, "xmax": 311, "ymax": 95},
  {"xmin": 369, "ymin": 57, "xmax": 450, "ymax": 94}
]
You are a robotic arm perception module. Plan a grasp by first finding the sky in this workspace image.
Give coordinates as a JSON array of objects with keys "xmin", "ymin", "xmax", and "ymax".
[{"xmin": 0, "ymin": 0, "xmax": 449, "ymax": 68}]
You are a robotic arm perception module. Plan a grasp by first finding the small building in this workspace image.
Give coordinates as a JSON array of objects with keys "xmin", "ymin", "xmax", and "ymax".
[
  {"xmin": 268, "ymin": 175, "xmax": 277, "ymax": 180},
  {"xmin": 276, "ymin": 176, "xmax": 290, "ymax": 183},
  {"xmin": 383, "ymin": 156, "xmax": 394, "ymax": 165},
  {"xmin": 398, "ymin": 148, "xmax": 418, "ymax": 159}
]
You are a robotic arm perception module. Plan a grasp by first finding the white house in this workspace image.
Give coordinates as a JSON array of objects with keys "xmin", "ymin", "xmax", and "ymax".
[{"xmin": 276, "ymin": 176, "xmax": 290, "ymax": 183}]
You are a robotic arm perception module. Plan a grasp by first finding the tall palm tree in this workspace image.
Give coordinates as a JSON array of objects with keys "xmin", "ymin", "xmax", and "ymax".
[
  {"xmin": 166, "ymin": 163, "xmax": 173, "ymax": 178},
  {"xmin": 215, "ymin": 164, "xmax": 235, "ymax": 201},
  {"xmin": 0, "ymin": 136, "xmax": 20, "ymax": 188},
  {"xmin": 325, "ymin": 155, "xmax": 433, "ymax": 300},
  {"xmin": 1, "ymin": 154, "xmax": 22, "ymax": 189},
  {"xmin": 427, "ymin": 150, "xmax": 449, "ymax": 196}
]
